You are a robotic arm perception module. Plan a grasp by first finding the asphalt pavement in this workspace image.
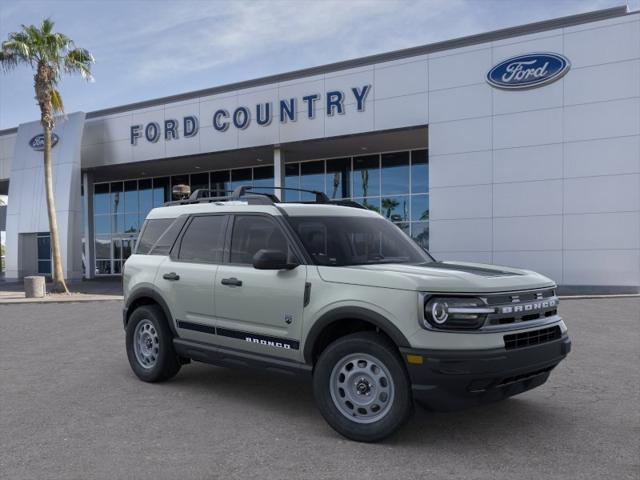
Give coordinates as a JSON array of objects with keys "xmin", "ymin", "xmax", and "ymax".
[{"xmin": 0, "ymin": 297, "xmax": 638, "ymax": 479}]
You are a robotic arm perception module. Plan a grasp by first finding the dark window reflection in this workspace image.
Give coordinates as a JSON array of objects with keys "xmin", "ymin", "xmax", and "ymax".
[
  {"xmin": 411, "ymin": 222, "xmax": 429, "ymax": 249},
  {"xmin": 230, "ymin": 168, "xmax": 252, "ymax": 192},
  {"xmin": 211, "ymin": 171, "xmax": 230, "ymax": 197},
  {"xmin": 285, "ymin": 163, "xmax": 300, "ymax": 200},
  {"xmin": 411, "ymin": 149, "xmax": 429, "ymax": 193},
  {"xmin": 381, "ymin": 152, "xmax": 409, "ymax": 195},
  {"xmin": 190, "ymin": 172, "xmax": 209, "ymax": 194},
  {"xmin": 94, "ymin": 183, "xmax": 110, "ymax": 215},
  {"xmin": 138, "ymin": 179, "xmax": 153, "ymax": 216},
  {"xmin": 124, "ymin": 180, "xmax": 138, "ymax": 213},
  {"xmin": 153, "ymin": 177, "xmax": 170, "ymax": 207},
  {"xmin": 411, "ymin": 194, "xmax": 429, "ymax": 221},
  {"xmin": 326, "ymin": 158, "xmax": 350, "ymax": 199},
  {"xmin": 300, "ymin": 161, "xmax": 325, "ymax": 200},
  {"xmin": 353, "ymin": 155, "xmax": 380, "ymax": 199},
  {"xmin": 253, "ymin": 166, "xmax": 274, "ymax": 191},
  {"xmin": 381, "ymin": 195, "xmax": 409, "ymax": 222}
]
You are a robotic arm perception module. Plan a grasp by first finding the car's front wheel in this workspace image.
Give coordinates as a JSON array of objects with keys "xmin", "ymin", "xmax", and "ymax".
[
  {"xmin": 313, "ymin": 331, "xmax": 413, "ymax": 442},
  {"xmin": 125, "ymin": 304, "xmax": 181, "ymax": 382}
]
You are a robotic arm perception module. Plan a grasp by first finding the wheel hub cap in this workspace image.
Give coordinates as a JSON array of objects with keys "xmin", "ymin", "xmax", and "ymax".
[
  {"xmin": 329, "ymin": 353, "xmax": 395, "ymax": 424},
  {"xmin": 133, "ymin": 319, "xmax": 159, "ymax": 369}
]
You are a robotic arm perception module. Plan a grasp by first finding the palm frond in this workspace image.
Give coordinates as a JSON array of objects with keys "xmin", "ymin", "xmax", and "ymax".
[
  {"xmin": 50, "ymin": 88, "xmax": 64, "ymax": 114},
  {"xmin": 64, "ymin": 47, "xmax": 94, "ymax": 81}
]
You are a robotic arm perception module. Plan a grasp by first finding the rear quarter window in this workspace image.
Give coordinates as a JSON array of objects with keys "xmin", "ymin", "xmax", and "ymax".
[{"xmin": 136, "ymin": 218, "xmax": 177, "ymax": 255}]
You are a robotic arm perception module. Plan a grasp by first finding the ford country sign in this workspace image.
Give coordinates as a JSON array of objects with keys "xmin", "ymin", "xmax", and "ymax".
[
  {"xmin": 487, "ymin": 53, "xmax": 570, "ymax": 90},
  {"xmin": 29, "ymin": 133, "xmax": 59, "ymax": 151}
]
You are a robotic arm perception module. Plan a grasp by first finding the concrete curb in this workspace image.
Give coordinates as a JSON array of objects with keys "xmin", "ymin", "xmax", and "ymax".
[{"xmin": 0, "ymin": 295, "xmax": 123, "ymax": 304}]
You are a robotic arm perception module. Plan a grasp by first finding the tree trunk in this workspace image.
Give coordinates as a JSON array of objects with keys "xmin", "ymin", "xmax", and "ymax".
[
  {"xmin": 43, "ymin": 123, "xmax": 69, "ymax": 293},
  {"xmin": 35, "ymin": 63, "xmax": 69, "ymax": 294}
]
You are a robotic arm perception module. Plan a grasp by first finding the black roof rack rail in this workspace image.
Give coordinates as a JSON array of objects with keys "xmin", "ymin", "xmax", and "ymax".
[
  {"xmin": 232, "ymin": 185, "xmax": 330, "ymax": 203},
  {"xmin": 162, "ymin": 185, "xmax": 364, "ymax": 209}
]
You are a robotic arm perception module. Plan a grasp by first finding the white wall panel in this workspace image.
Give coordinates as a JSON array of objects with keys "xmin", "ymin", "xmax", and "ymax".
[
  {"xmin": 564, "ymin": 174, "xmax": 640, "ymax": 214},
  {"xmin": 373, "ymin": 93, "xmax": 428, "ymax": 131},
  {"xmin": 564, "ymin": 135, "xmax": 640, "ymax": 178},
  {"xmin": 103, "ymin": 113, "xmax": 134, "ymax": 144},
  {"xmin": 493, "ymin": 143, "xmax": 562, "ymax": 183},
  {"xmin": 429, "ymin": 116, "xmax": 491, "ymax": 155},
  {"xmin": 493, "ymin": 108, "xmax": 563, "ymax": 149},
  {"xmin": 563, "ymin": 250, "xmax": 640, "ymax": 286},
  {"xmin": 279, "ymin": 111, "xmax": 325, "ymax": 144},
  {"xmin": 564, "ymin": 20, "xmax": 640, "ymax": 68},
  {"xmin": 374, "ymin": 60, "xmax": 427, "ymax": 100},
  {"xmin": 429, "ymin": 150, "xmax": 492, "ymax": 188},
  {"xmin": 564, "ymin": 98, "xmax": 640, "ymax": 142},
  {"xmin": 564, "ymin": 60, "xmax": 640, "ymax": 106},
  {"xmin": 429, "ymin": 184, "xmax": 492, "ymax": 220},
  {"xmin": 493, "ymin": 250, "xmax": 563, "ymax": 283},
  {"xmin": 493, "ymin": 180, "xmax": 563, "ymax": 217},
  {"xmin": 325, "ymin": 102, "xmax": 374, "ymax": 138},
  {"xmin": 432, "ymin": 251, "xmax": 493, "ymax": 264},
  {"xmin": 428, "ymin": 48, "xmax": 492, "ymax": 91},
  {"xmin": 493, "ymin": 80, "xmax": 563, "ymax": 115},
  {"xmin": 429, "ymin": 218, "xmax": 492, "ymax": 252},
  {"xmin": 493, "ymin": 215, "xmax": 563, "ymax": 251},
  {"xmin": 564, "ymin": 212, "xmax": 640, "ymax": 250},
  {"xmin": 429, "ymin": 83, "xmax": 491, "ymax": 123},
  {"xmin": 492, "ymin": 34, "xmax": 563, "ymax": 62}
]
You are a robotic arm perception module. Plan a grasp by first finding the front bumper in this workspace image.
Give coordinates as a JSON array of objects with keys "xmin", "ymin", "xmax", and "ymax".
[{"xmin": 400, "ymin": 334, "xmax": 571, "ymax": 411}]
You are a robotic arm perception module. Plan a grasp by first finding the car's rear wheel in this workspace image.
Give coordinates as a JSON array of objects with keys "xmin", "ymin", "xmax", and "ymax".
[
  {"xmin": 126, "ymin": 304, "xmax": 181, "ymax": 382},
  {"xmin": 313, "ymin": 331, "xmax": 413, "ymax": 442}
]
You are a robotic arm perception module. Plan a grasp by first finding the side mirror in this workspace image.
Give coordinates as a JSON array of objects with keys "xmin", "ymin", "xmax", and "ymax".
[{"xmin": 252, "ymin": 249, "xmax": 298, "ymax": 270}]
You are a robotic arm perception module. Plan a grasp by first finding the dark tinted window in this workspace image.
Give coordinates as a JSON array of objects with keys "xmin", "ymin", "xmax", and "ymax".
[
  {"xmin": 136, "ymin": 218, "xmax": 174, "ymax": 254},
  {"xmin": 150, "ymin": 217, "xmax": 187, "ymax": 255},
  {"xmin": 178, "ymin": 215, "xmax": 227, "ymax": 263},
  {"xmin": 288, "ymin": 216, "xmax": 432, "ymax": 266},
  {"xmin": 230, "ymin": 216, "xmax": 289, "ymax": 264}
]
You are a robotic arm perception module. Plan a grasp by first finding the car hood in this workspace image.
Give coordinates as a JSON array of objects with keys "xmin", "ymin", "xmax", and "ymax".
[{"xmin": 316, "ymin": 261, "xmax": 555, "ymax": 293}]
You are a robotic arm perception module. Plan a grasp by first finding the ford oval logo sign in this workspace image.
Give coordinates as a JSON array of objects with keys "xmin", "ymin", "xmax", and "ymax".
[
  {"xmin": 29, "ymin": 133, "xmax": 59, "ymax": 151},
  {"xmin": 487, "ymin": 53, "xmax": 570, "ymax": 90}
]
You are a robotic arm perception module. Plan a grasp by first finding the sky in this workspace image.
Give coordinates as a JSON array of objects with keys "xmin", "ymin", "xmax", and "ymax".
[{"xmin": 0, "ymin": 0, "xmax": 636, "ymax": 130}]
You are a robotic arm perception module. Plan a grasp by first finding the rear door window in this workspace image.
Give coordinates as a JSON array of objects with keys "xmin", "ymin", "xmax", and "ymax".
[{"xmin": 177, "ymin": 215, "xmax": 228, "ymax": 263}]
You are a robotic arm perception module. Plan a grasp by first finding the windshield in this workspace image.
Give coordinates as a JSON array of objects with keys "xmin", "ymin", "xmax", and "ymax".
[{"xmin": 287, "ymin": 215, "xmax": 434, "ymax": 266}]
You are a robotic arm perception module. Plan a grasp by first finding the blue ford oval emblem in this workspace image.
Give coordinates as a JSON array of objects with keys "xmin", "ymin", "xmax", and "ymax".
[
  {"xmin": 487, "ymin": 53, "xmax": 570, "ymax": 90},
  {"xmin": 29, "ymin": 133, "xmax": 59, "ymax": 151}
]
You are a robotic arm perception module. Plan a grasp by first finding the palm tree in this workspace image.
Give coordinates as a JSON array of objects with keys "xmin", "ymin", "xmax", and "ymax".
[{"xmin": 0, "ymin": 19, "xmax": 94, "ymax": 293}]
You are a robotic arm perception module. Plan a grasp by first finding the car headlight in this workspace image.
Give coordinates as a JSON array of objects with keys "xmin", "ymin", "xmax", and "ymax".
[{"xmin": 423, "ymin": 297, "xmax": 494, "ymax": 330}]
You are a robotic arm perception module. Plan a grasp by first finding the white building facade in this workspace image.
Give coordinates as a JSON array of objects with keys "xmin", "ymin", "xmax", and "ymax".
[{"xmin": 0, "ymin": 6, "xmax": 638, "ymax": 293}]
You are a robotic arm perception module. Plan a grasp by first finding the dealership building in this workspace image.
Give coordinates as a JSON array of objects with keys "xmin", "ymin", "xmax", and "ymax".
[{"xmin": 0, "ymin": 6, "xmax": 638, "ymax": 293}]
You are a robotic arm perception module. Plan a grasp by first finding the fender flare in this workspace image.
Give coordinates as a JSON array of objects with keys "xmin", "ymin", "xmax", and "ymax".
[
  {"xmin": 303, "ymin": 306, "xmax": 411, "ymax": 364},
  {"xmin": 124, "ymin": 287, "xmax": 177, "ymax": 337}
]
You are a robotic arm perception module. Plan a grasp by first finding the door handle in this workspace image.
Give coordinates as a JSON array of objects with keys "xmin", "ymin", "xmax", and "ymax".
[
  {"xmin": 221, "ymin": 277, "xmax": 242, "ymax": 287},
  {"xmin": 162, "ymin": 272, "xmax": 180, "ymax": 281}
]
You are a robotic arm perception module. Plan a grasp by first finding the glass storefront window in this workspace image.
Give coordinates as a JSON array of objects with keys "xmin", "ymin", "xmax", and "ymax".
[
  {"xmin": 124, "ymin": 180, "xmax": 138, "ymax": 213},
  {"xmin": 94, "ymin": 183, "xmax": 110, "ymax": 215},
  {"xmin": 353, "ymin": 154, "xmax": 380, "ymax": 199},
  {"xmin": 326, "ymin": 158, "xmax": 350, "ymax": 199},
  {"xmin": 411, "ymin": 222, "xmax": 429, "ymax": 249},
  {"xmin": 211, "ymin": 171, "xmax": 230, "ymax": 196},
  {"xmin": 411, "ymin": 149, "xmax": 429, "ymax": 193},
  {"xmin": 411, "ymin": 194, "xmax": 429, "ymax": 221},
  {"xmin": 153, "ymin": 177, "xmax": 170, "ymax": 207},
  {"xmin": 381, "ymin": 152, "xmax": 410, "ymax": 195},
  {"xmin": 138, "ymin": 178, "xmax": 153, "ymax": 219},
  {"xmin": 300, "ymin": 161, "xmax": 325, "ymax": 200},
  {"xmin": 190, "ymin": 172, "xmax": 209, "ymax": 194},
  {"xmin": 381, "ymin": 195, "xmax": 409, "ymax": 222},
  {"xmin": 230, "ymin": 168, "xmax": 252, "ymax": 192},
  {"xmin": 284, "ymin": 163, "xmax": 300, "ymax": 200},
  {"xmin": 90, "ymin": 149, "xmax": 429, "ymax": 275},
  {"xmin": 253, "ymin": 166, "xmax": 274, "ymax": 191}
]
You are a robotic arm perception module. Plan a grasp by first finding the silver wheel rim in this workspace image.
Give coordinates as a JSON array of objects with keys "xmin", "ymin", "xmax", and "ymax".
[
  {"xmin": 133, "ymin": 319, "xmax": 159, "ymax": 369},
  {"xmin": 329, "ymin": 352, "xmax": 395, "ymax": 424}
]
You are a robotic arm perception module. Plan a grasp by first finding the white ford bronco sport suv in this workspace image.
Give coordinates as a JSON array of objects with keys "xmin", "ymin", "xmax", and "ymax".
[{"xmin": 123, "ymin": 186, "xmax": 571, "ymax": 442}]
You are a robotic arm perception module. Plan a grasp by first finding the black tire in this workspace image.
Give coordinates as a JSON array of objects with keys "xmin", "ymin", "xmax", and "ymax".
[
  {"xmin": 125, "ymin": 304, "xmax": 181, "ymax": 382},
  {"xmin": 313, "ymin": 331, "xmax": 413, "ymax": 442}
]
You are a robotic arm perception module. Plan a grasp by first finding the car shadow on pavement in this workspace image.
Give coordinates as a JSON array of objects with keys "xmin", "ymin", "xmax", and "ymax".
[{"xmin": 142, "ymin": 361, "xmax": 567, "ymax": 446}]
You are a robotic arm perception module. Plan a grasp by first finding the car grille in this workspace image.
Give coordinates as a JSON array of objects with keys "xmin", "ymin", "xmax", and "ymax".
[
  {"xmin": 504, "ymin": 326, "xmax": 562, "ymax": 350},
  {"xmin": 484, "ymin": 288, "xmax": 558, "ymax": 327}
]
